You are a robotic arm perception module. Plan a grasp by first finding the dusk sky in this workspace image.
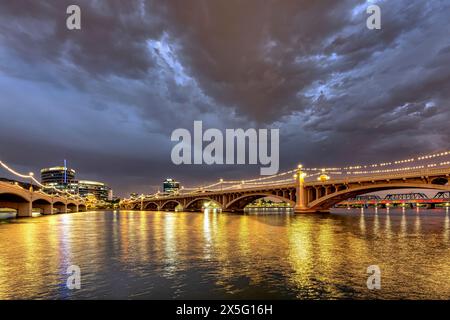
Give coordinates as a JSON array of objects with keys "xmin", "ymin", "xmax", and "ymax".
[{"xmin": 1, "ymin": 0, "xmax": 449, "ymax": 196}]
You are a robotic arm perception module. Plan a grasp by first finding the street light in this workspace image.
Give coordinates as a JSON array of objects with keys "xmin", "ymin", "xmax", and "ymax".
[
  {"xmin": 29, "ymin": 172, "xmax": 34, "ymax": 192},
  {"xmin": 318, "ymin": 169, "xmax": 330, "ymax": 182}
]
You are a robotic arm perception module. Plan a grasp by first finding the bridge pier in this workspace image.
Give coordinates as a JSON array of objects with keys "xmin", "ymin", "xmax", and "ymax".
[
  {"xmin": 37, "ymin": 203, "xmax": 53, "ymax": 215},
  {"xmin": 294, "ymin": 166, "xmax": 317, "ymax": 213},
  {"xmin": 53, "ymin": 203, "xmax": 67, "ymax": 214},
  {"xmin": 17, "ymin": 202, "xmax": 33, "ymax": 217},
  {"xmin": 32, "ymin": 199, "xmax": 53, "ymax": 215}
]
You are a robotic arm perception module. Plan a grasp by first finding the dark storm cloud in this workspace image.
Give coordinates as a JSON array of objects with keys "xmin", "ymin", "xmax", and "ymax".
[{"xmin": 0, "ymin": 0, "xmax": 449, "ymax": 195}]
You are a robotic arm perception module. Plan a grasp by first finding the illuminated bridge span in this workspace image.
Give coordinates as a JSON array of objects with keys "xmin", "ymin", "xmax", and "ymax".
[
  {"xmin": 0, "ymin": 161, "xmax": 87, "ymax": 217},
  {"xmin": 122, "ymin": 164, "xmax": 450, "ymax": 213},
  {"xmin": 0, "ymin": 180, "xmax": 87, "ymax": 216},
  {"xmin": 340, "ymin": 192, "xmax": 450, "ymax": 208}
]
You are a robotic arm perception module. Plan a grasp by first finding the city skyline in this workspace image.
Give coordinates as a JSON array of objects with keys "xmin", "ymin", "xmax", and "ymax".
[
  {"xmin": 0, "ymin": 1, "xmax": 449, "ymax": 197},
  {"xmin": 0, "ymin": 1, "xmax": 449, "ymax": 304}
]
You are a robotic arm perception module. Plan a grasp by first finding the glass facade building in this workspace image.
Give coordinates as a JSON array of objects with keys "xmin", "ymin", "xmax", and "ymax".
[
  {"xmin": 40, "ymin": 166, "xmax": 111, "ymax": 200},
  {"xmin": 40, "ymin": 167, "xmax": 77, "ymax": 193},
  {"xmin": 78, "ymin": 180, "xmax": 111, "ymax": 201},
  {"xmin": 163, "ymin": 178, "xmax": 180, "ymax": 194}
]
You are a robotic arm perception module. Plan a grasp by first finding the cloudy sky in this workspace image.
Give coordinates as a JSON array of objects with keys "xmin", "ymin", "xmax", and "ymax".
[{"xmin": 0, "ymin": 0, "xmax": 449, "ymax": 196}]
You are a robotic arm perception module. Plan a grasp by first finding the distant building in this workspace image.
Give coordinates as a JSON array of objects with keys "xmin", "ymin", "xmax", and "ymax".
[
  {"xmin": 163, "ymin": 178, "xmax": 180, "ymax": 193},
  {"xmin": 78, "ymin": 180, "xmax": 111, "ymax": 201},
  {"xmin": 40, "ymin": 166, "xmax": 77, "ymax": 193}
]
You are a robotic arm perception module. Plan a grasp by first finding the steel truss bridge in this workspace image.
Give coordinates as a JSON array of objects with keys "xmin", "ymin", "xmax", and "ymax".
[{"xmin": 341, "ymin": 191, "xmax": 450, "ymax": 207}]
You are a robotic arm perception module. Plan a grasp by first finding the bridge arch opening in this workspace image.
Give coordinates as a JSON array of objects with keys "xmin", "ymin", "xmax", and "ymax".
[
  {"xmin": 160, "ymin": 200, "xmax": 183, "ymax": 211},
  {"xmin": 129, "ymin": 203, "xmax": 137, "ymax": 210},
  {"xmin": 144, "ymin": 202, "xmax": 159, "ymax": 211},
  {"xmin": 53, "ymin": 201, "xmax": 67, "ymax": 214},
  {"xmin": 67, "ymin": 203, "xmax": 78, "ymax": 213},
  {"xmin": 184, "ymin": 198, "xmax": 222, "ymax": 211},
  {"xmin": 225, "ymin": 194, "xmax": 295, "ymax": 212},
  {"xmin": 32, "ymin": 198, "xmax": 53, "ymax": 215},
  {"xmin": 0, "ymin": 192, "xmax": 31, "ymax": 217},
  {"xmin": 0, "ymin": 192, "xmax": 29, "ymax": 203},
  {"xmin": 78, "ymin": 204, "xmax": 87, "ymax": 212},
  {"xmin": 431, "ymin": 177, "xmax": 448, "ymax": 186}
]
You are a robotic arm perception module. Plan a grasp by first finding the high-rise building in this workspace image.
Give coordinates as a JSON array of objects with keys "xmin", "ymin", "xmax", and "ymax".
[
  {"xmin": 78, "ymin": 180, "xmax": 111, "ymax": 201},
  {"xmin": 40, "ymin": 166, "xmax": 77, "ymax": 193},
  {"xmin": 163, "ymin": 178, "xmax": 180, "ymax": 193},
  {"xmin": 40, "ymin": 164, "xmax": 111, "ymax": 200}
]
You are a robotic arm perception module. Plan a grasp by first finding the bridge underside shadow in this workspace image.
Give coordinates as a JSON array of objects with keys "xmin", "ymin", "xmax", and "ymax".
[
  {"xmin": 0, "ymin": 193, "xmax": 32, "ymax": 217},
  {"xmin": 144, "ymin": 202, "xmax": 159, "ymax": 211},
  {"xmin": 184, "ymin": 198, "xmax": 223, "ymax": 211},
  {"xmin": 160, "ymin": 200, "xmax": 182, "ymax": 211},
  {"xmin": 32, "ymin": 199, "xmax": 53, "ymax": 215},
  {"xmin": 225, "ymin": 194, "xmax": 295, "ymax": 212},
  {"xmin": 53, "ymin": 201, "xmax": 67, "ymax": 214}
]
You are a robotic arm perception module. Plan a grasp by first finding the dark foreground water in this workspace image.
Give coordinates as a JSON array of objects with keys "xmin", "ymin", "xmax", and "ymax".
[{"xmin": 0, "ymin": 209, "xmax": 449, "ymax": 299}]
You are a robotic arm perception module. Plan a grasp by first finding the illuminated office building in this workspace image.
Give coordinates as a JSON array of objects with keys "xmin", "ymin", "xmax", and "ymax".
[
  {"xmin": 40, "ymin": 166, "xmax": 77, "ymax": 193},
  {"xmin": 78, "ymin": 180, "xmax": 111, "ymax": 201},
  {"xmin": 163, "ymin": 178, "xmax": 180, "ymax": 193}
]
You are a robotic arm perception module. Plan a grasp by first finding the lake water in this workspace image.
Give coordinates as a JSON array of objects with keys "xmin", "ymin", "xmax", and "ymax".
[{"xmin": 0, "ymin": 208, "xmax": 449, "ymax": 299}]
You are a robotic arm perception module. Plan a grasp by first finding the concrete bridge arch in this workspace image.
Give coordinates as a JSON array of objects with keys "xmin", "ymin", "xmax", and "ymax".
[
  {"xmin": 160, "ymin": 200, "xmax": 183, "ymax": 211},
  {"xmin": 184, "ymin": 198, "xmax": 223, "ymax": 211},
  {"xmin": 144, "ymin": 202, "xmax": 160, "ymax": 211},
  {"xmin": 32, "ymin": 198, "xmax": 53, "ymax": 215},
  {"xmin": 225, "ymin": 193, "xmax": 295, "ymax": 211},
  {"xmin": 67, "ymin": 202, "xmax": 78, "ymax": 213},
  {"xmin": 0, "ymin": 191, "xmax": 31, "ymax": 217}
]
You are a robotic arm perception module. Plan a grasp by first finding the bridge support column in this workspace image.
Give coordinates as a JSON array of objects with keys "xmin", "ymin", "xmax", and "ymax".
[
  {"xmin": 17, "ymin": 201, "xmax": 33, "ymax": 217},
  {"xmin": 41, "ymin": 203, "xmax": 53, "ymax": 215},
  {"xmin": 294, "ymin": 166, "xmax": 329, "ymax": 214},
  {"xmin": 54, "ymin": 204, "xmax": 67, "ymax": 214},
  {"xmin": 294, "ymin": 166, "xmax": 309, "ymax": 213}
]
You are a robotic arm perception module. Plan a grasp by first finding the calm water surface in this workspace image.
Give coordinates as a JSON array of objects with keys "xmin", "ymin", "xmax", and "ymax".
[{"xmin": 0, "ymin": 209, "xmax": 449, "ymax": 299}]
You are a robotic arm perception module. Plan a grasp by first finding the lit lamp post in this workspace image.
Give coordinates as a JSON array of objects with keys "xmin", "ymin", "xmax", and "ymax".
[
  {"xmin": 317, "ymin": 169, "xmax": 330, "ymax": 183},
  {"xmin": 28, "ymin": 172, "xmax": 34, "ymax": 193},
  {"xmin": 294, "ymin": 164, "xmax": 308, "ymax": 212}
]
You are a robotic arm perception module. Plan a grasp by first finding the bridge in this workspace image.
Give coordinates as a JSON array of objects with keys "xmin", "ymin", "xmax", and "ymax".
[
  {"xmin": 121, "ymin": 166, "xmax": 450, "ymax": 213},
  {"xmin": 339, "ymin": 191, "xmax": 450, "ymax": 208},
  {"xmin": 0, "ymin": 180, "xmax": 87, "ymax": 216},
  {"xmin": 0, "ymin": 161, "xmax": 87, "ymax": 217}
]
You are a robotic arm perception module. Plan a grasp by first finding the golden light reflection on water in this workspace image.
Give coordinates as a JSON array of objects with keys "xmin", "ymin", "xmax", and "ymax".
[
  {"xmin": 445, "ymin": 210, "xmax": 449, "ymax": 243},
  {"xmin": 0, "ymin": 209, "xmax": 449, "ymax": 299},
  {"xmin": 385, "ymin": 214, "xmax": 392, "ymax": 238},
  {"xmin": 359, "ymin": 212, "xmax": 366, "ymax": 235}
]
